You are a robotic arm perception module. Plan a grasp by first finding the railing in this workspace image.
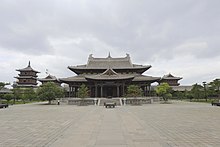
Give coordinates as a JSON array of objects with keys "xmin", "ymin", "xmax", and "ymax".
[
  {"xmin": 122, "ymin": 97, "xmax": 161, "ymax": 105},
  {"xmin": 68, "ymin": 98, "xmax": 95, "ymax": 105},
  {"xmin": 55, "ymin": 97, "xmax": 161, "ymax": 106}
]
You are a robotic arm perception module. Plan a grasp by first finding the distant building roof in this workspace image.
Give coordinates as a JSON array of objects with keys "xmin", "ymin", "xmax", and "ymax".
[
  {"xmin": 38, "ymin": 74, "xmax": 59, "ymax": 82},
  {"xmin": 0, "ymin": 87, "xmax": 13, "ymax": 94},
  {"xmin": 16, "ymin": 61, "xmax": 40, "ymax": 73},
  {"xmin": 171, "ymin": 86, "xmax": 193, "ymax": 91},
  {"xmin": 161, "ymin": 73, "xmax": 182, "ymax": 80},
  {"xmin": 151, "ymin": 85, "xmax": 193, "ymax": 91}
]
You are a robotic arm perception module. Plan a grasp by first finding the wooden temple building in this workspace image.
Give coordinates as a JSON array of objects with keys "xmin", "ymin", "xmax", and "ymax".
[
  {"xmin": 14, "ymin": 54, "xmax": 183, "ymax": 96},
  {"xmin": 15, "ymin": 61, "xmax": 39, "ymax": 87},
  {"xmin": 160, "ymin": 73, "xmax": 182, "ymax": 86},
  {"xmin": 60, "ymin": 54, "xmax": 161, "ymax": 97}
]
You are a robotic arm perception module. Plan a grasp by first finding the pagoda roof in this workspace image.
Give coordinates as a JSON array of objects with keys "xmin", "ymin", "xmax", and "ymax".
[
  {"xmin": 16, "ymin": 84, "xmax": 38, "ymax": 87},
  {"xmin": 15, "ymin": 76, "xmax": 37, "ymax": 79},
  {"xmin": 85, "ymin": 68, "xmax": 134, "ymax": 81},
  {"xmin": 68, "ymin": 54, "xmax": 151, "ymax": 71},
  {"xmin": 16, "ymin": 61, "xmax": 40, "ymax": 73},
  {"xmin": 132, "ymin": 75, "xmax": 161, "ymax": 82},
  {"xmin": 161, "ymin": 73, "xmax": 182, "ymax": 80},
  {"xmin": 38, "ymin": 74, "xmax": 59, "ymax": 82}
]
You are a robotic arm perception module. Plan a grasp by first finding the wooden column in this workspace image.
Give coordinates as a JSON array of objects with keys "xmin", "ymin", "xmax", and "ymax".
[
  {"xmin": 144, "ymin": 86, "xmax": 147, "ymax": 97},
  {"xmin": 117, "ymin": 85, "xmax": 119, "ymax": 97},
  {"xmin": 148, "ymin": 85, "xmax": 151, "ymax": 96},
  {"xmin": 69, "ymin": 85, "xmax": 71, "ymax": 97},
  {"xmin": 89, "ymin": 86, "xmax": 92, "ymax": 97},
  {"xmin": 75, "ymin": 86, "xmax": 77, "ymax": 97},
  {"xmin": 95, "ymin": 85, "xmax": 97, "ymax": 97},
  {"xmin": 72, "ymin": 86, "xmax": 74, "ymax": 97},
  {"xmin": 101, "ymin": 85, "xmax": 103, "ymax": 98},
  {"xmin": 122, "ymin": 83, "xmax": 125, "ymax": 97}
]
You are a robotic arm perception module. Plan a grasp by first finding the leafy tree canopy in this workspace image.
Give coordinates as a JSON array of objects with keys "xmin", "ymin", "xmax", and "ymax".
[
  {"xmin": 23, "ymin": 88, "xmax": 36, "ymax": 101},
  {"xmin": 3, "ymin": 93, "xmax": 14, "ymax": 103},
  {"xmin": 37, "ymin": 82, "xmax": 64, "ymax": 104},
  {"xmin": 156, "ymin": 83, "xmax": 172, "ymax": 101},
  {"xmin": 0, "ymin": 82, "xmax": 10, "ymax": 90},
  {"xmin": 191, "ymin": 83, "xmax": 204, "ymax": 99},
  {"xmin": 209, "ymin": 79, "xmax": 220, "ymax": 92},
  {"xmin": 127, "ymin": 85, "xmax": 143, "ymax": 97},
  {"xmin": 78, "ymin": 84, "xmax": 89, "ymax": 99},
  {"xmin": 13, "ymin": 87, "xmax": 23, "ymax": 100}
]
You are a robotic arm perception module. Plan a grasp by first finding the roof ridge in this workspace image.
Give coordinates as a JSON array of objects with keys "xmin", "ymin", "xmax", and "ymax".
[{"xmin": 101, "ymin": 68, "xmax": 118, "ymax": 76}]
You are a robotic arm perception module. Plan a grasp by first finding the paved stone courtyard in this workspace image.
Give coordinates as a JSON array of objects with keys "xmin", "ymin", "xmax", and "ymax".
[{"xmin": 0, "ymin": 101, "xmax": 220, "ymax": 147}]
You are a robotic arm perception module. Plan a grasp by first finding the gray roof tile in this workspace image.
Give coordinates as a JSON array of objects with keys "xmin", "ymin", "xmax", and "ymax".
[{"xmin": 69, "ymin": 54, "xmax": 151, "ymax": 70}]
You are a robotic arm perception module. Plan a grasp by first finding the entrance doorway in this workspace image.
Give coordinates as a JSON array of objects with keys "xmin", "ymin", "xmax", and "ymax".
[
  {"xmin": 106, "ymin": 86, "xmax": 113, "ymax": 97},
  {"xmin": 103, "ymin": 86, "xmax": 117, "ymax": 98}
]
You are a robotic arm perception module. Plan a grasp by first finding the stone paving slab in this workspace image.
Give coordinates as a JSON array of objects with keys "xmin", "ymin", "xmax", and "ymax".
[{"xmin": 0, "ymin": 101, "xmax": 220, "ymax": 146}]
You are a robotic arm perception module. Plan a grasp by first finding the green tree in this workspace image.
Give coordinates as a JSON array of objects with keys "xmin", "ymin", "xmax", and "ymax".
[
  {"xmin": 207, "ymin": 85, "xmax": 217, "ymax": 98},
  {"xmin": 156, "ymin": 83, "xmax": 172, "ymax": 101},
  {"xmin": 12, "ymin": 88, "xmax": 31, "ymax": 104},
  {"xmin": 209, "ymin": 79, "xmax": 220, "ymax": 97},
  {"xmin": 20, "ymin": 94, "xmax": 28, "ymax": 104},
  {"xmin": 0, "ymin": 82, "xmax": 10, "ymax": 90},
  {"xmin": 4, "ymin": 93, "xmax": 14, "ymax": 104},
  {"xmin": 37, "ymin": 82, "xmax": 64, "ymax": 104},
  {"xmin": 23, "ymin": 88, "xmax": 37, "ymax": 101},
  {"xmin": 12, "ymin": 87, "xmax": 23, "ymax": 104},
  {"xmin": 77, "ymin": 84, "xmax": 89, "ymax": 99},
  {"xmin": 184, "ymin": 90, "xmax": 193, "ymax": 101},
  {"xmin": 126, "ymin": 85, "xmax": 143, "ymax": 97},
  {"xmin": 173, "ymin": 91, "xmax": 184, "ymax": 100},
  {"xmin": 191, "ymin": 83, "xmax": 204, "ymax": 100}
]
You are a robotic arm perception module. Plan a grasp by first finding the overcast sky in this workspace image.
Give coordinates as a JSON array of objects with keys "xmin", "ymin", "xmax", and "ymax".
[{"xmin": 0, "ymin": 0, "xmax": 220, "ymax": 86}]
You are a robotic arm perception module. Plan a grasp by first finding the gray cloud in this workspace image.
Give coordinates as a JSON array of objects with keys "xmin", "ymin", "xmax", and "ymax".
[{"xmin": 0, "ymin": 0, "xmax": 220, "ymax": 85}]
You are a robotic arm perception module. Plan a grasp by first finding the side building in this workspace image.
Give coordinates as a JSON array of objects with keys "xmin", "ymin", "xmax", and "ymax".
[
  {"xmin": 160, "ymin": 73, "xmax": 182, "ymax": 86},
  {"xmin": 60, "ymin": 54, "xmax": 161, "ymax": 98},
  {"xmin": 38, "ymin": 74, "xmax": 61, "ymax": 86}
]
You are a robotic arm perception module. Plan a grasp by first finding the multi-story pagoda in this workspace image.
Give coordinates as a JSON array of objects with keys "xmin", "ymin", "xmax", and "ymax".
[
  {"xmin": 15, "ymin": 61, "xmax": 39, "ymax": 87},
  {"xmin": 160, "ymin": 73, "xmax": 182, "ymax": 86},
  {"xmin": 38, "ymin": 74, "xmax": 61, "ymax": 86},
  {"xmin": 60, "ymin": 53, "xmax": 160, "ymax": 97}
]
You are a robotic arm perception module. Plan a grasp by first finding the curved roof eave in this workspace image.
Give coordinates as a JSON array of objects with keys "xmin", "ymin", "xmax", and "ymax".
[
  {"xmin": 85, "ymin": 75, "xmax": 134, "ymax": 81},
  {"xmin": 132, "ymin": 75, "xmax": 161, "ymax": 82},
  {"xmin": 68, "ymin": 65, "xmax": 150, "ymax": 70},
  {"xmin": 16, "ymin": 69, "xmax": 40, "ymax": 73},
  {"xmin": 38, "ymin": 79, "xmax": 58, "ymax": 82},
  {"xmin": 161, "ymin": 77, "xmax": 183, "ymax": 80},
  {"xmin": 59, "ymin": 76, "xmax": 87, "ymax": 83}
]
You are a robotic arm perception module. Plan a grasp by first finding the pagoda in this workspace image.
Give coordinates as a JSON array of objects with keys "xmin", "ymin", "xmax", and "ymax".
[
  {"xmin": 60, "ymin": 53, "xmax": 160, "ymax": 97},
  {"xmin": 15, "ymin": 61, "xmax": 40, "ymax": 87},
  {"xmin": 160, "ymin": 73, "xmax": 182, "ymax": 86}
]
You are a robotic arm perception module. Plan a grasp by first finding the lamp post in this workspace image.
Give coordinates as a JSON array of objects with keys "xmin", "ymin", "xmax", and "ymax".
[{"xmin": 203, "ymin": 81, "xmax": 207, "ymax": 102}]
